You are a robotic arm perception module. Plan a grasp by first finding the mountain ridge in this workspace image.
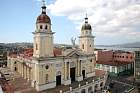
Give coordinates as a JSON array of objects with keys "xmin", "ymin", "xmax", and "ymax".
[{"xmin": 96, "ymin": 42, "xmax": 140, "ymax": 48}]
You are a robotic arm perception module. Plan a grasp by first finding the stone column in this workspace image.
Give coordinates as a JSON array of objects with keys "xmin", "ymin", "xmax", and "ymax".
[
  {"xmin": 79, "ymin": 61, "xmax": 82, "ymax": 76},
  {"xmin": 23, "ymin": 65, "xmax": 25, "ymax": 78},
  {"xmin": 27, "ymin": 67, "xmax": 29, "ymax": 80},
  {"xmin": 63, "ymin": 61, "xmax": 71, "ymax": 85},
  {"xmin": 26, "ymin": 66, "xmax": 27, "ymax": 79},
  {"xmin": 64, "ymin": 62, "xmax": 67, "ymax": 80},
  {"xmin": 22, "ymin": 64, "xmax": 23, "ymax": 77},
  {"xmin": 20, "ymin": 63, "xmax": 22, "ymax": 74},
  {"xmin": 67, "ymin": 62, "xmax": 69, "ymax": 79},
  {"xmin": 68, "ymin": 62, "xmax": 70, "ymax": 79},
  {"xmin": 24, "ymin": 65, "xmax": 27, "ymax": 79},
  {"xmin": 29, "ymin": 68, "xmax": 31, "ymax": 80},
  {"xmin": 77, "ymin": 60, "xmax": 79, "ymax": 76}
]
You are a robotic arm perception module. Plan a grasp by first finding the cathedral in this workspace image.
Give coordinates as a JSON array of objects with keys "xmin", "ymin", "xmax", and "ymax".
[{"xmin": 7, "ymin": 0, "xmax": 107, "ymax": 92}]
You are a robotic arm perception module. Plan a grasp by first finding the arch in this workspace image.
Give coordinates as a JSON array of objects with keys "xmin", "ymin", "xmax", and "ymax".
[
  {"xmin": 56, "ymin": 71, "xmax": 61, "ymax": 76},
  {"xmin": 40, "ymin": 25, "xmax": 43, "ymax": 29},
  {"xmin": 82, "ymin": 67, "xmax": 85, "ymax": 70},
  {"xmin": 45, "ymin": 25, "xmax": 48, "ymax": 29}
]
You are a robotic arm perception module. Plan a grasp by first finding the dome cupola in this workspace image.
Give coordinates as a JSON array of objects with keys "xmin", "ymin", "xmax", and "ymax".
[
  {"xmin": 81, "ymin": 16, "xmax": 92, "ymax": 30},
  {"xmin": 36, "ymin": 0, "xmax": 51, "ymax": 24}
]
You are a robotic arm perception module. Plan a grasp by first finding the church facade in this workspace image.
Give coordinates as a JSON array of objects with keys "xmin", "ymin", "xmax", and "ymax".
[{"xmin": 7, "ymin": 0, "xmax": 107, "ymax": 92}]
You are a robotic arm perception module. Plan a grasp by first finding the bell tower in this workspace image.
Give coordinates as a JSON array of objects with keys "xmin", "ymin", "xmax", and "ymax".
[
  {"xmin": 79, "ymin": 15, "xmax": 94, "ymax": 54},
  {"xmin": 33, "ymin": 0, "xmax": 54, "ymax": 58}
]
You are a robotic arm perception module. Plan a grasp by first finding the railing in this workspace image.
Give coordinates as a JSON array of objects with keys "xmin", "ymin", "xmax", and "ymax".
[{"xmin": 59, "ymin": 77, "xmax": 106, "ymax": 93}]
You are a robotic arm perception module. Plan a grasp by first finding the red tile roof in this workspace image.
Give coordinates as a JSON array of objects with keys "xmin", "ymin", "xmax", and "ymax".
[
  {"xmin": 53, "ymin": 48, "xmax": 62, "ymax": 56},
  {"xmin": 9, "ymin": 48, "xmax": 62, "ymax": 59}
]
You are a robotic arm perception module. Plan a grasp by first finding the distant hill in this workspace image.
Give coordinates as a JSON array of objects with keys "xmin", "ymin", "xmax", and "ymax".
[{"xmin": 96, "ymin": 42, "xmax": 140, "ymax": 48}]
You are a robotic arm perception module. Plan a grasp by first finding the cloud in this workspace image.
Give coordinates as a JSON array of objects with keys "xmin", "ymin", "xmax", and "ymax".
[{"xmin": 48, "ymin": 0, "xmax": 140, "ymax": 44}]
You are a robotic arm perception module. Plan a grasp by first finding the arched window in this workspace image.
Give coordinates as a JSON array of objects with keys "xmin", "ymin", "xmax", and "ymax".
[
  {"xmin": 100, "ymin": 82, "xmax": 104, "ymax": 87},
  {"xmin": 82, "ymin": 44, "xmax": 84, "ymax": 49},
  {"xmin": 40, "ymin": 25, "xmax": 43, "ymax": 29},
  {"xmin": 90, "ymin": 44, "xmax": 91, "ymax": 47},
  {"xmin": 90, "ymin": 59, "xmax": 92, "ymax": 62},
  {"xmin": 14, "ymin": 61, "xmax": 16, "ymax": 64},
  {"xmin": 45, "ymin": 25, "xmax": 48, "ymax": 29},
  {"xmin": 36, "ymin": 43, "xmax": 38, "ymax": 50}
]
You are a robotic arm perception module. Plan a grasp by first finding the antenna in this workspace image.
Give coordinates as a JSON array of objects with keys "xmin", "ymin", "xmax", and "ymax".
[
  {"xmin": 86, "ymin": 12, "xmax": 88, "ymax": 18},
  {"xmin": 42, "ymin": 0, "xmax": 46, "ymax": 6},
  {"xmin": 85, "ymin": 12, "xmax": 88, "ymax": 23}
]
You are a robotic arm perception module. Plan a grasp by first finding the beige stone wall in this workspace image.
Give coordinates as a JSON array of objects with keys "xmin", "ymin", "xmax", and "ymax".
[
  {"xmin": 33, "ymin": 33, "xmax": 54, "ymax": 57},
  {"xmin": 79, "ymin": 37, "xmax": 94, "ymax": 54}
]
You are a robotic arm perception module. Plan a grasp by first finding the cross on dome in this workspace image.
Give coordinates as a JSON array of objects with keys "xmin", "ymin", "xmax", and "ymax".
[{"xmin": 42, "ymin": 0, "xmax": 46, "ymax": 6}]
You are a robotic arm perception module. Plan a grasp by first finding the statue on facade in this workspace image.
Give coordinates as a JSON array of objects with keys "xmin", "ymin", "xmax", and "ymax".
[{"xmin": 71, "ymin": 37, "xmax": 76, "ymax": 48}]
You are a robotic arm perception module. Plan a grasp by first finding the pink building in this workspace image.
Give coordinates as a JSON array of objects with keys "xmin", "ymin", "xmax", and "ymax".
[
  {"xmin": 96, "ymin": 50, "xmax": 113, "ymax": 63},
  {"xmin": 96, "ymin": 50, "xmax": 134, "ymax": 63},
  {"xmin": 95, "ymin": 50, "xmax": 134, "ymax": 76},
  {"xmin": 113, "ymin": 51, "xmax": 134, "ymax": 62}
]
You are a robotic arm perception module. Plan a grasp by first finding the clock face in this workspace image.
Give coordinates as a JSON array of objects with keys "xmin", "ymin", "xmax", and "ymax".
[{"xmin": 45, "ymin": 65, "xmax": 49, "ymax": 69}]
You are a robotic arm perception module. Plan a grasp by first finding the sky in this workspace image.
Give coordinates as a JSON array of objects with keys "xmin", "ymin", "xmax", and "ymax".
[{"xmin": 0, "ymin": 0, "xmax": 140, "ymax": 45}]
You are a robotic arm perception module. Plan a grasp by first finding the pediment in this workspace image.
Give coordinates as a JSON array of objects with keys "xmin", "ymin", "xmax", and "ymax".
[{"xmin": 66, "ymin": 50, "xmax": 81, "ymax": 57}]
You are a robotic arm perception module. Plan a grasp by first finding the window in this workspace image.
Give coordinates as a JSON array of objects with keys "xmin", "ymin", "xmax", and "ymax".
[
  {"xmin": 112, "ymin": 67, "xmax": 115, "ymax": 73},
  {"xmin": 36, "ymin": 43, "xmax": 38, "ymax": 50},
  {"xmin": 90, "ymin": 44, "xmax": 91, "ymax": 47},
  {"xmin": 45, "ymin": 25, "xmax": 47, "ymax": 29},
  {"xmin": 82, "ymin": 44, "xmax": 84, "ymax": 49},
  {"xmin": 100, "ymin": 82, "xmax": 103, "ymax": 87},
  {"xmin": 90, "ymin": 59, "xmax": 92, "ymax": 62},
  {"xmin": 14, "ymin": 61, "xmax": 16, "ymax": 64},
  {"xmin": 40, "ymin": 25, "xmax": 43, "ymax": 29},
  {"xmin": 45, "ymin": 65, "xmax": 49, "ymax": 69}
]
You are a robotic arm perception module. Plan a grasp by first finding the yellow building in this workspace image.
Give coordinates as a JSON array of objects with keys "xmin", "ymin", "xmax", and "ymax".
[{"xmin": 7, "ymin": 0, "xmax": 107, "ymax": 92}]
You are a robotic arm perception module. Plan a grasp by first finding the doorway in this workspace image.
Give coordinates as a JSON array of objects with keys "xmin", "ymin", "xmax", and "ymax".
[
  {"xmin": 56, "ymin": 75, "xmax": 61, "ymax": 86},
  {"xmin": 70, "ymin": 67, "xmax": 76, "ymax": 82},
  {"xmin": 82, "ymin": 70, "xmax": 85, "ymax": 79}
]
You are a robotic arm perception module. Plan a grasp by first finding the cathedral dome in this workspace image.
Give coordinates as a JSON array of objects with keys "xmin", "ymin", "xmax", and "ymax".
[
  {"xmin": 36, "ymin": 14, "xmax": 51, "ymax": 24},
  {"xmin": 36, "ymin": 1, "xmax": 51, "ymax": 24},
  {"xmin": 81, "ymin": 23, "xmax": 92, "ymax": 30},
  {"xmin": 81, "ymin": 17, "xmax": 92, "ymax": 30}
]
